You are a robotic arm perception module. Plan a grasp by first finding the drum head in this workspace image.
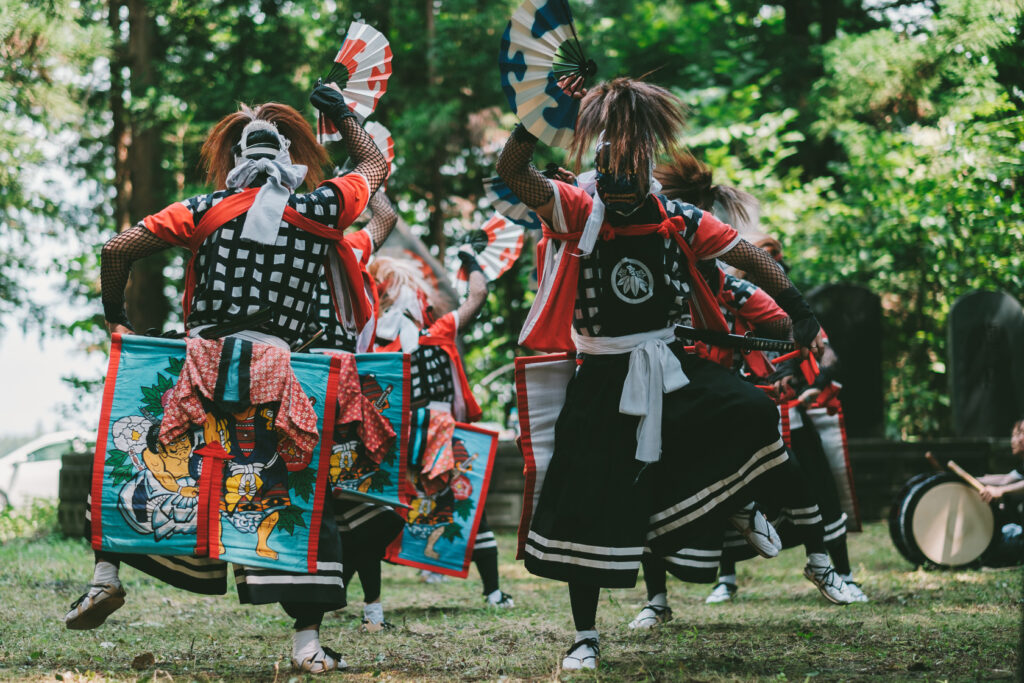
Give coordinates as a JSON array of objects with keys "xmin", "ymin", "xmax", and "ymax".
[{"xmin": 911, "ymin": 481, "xmax": 994, "ymax": 567}]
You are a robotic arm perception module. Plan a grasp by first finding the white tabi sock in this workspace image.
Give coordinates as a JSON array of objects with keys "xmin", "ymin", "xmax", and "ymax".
[
  {"xmin": 840, "ymin": 573, "xmax": 856, "ymax": 584},
  {"xmin": 485, "ymin": 589, "xmax": 503, "ymax": 604},
  {"xmin": 364, "ymin": 601, "xmax": 384, "ymax": 624},
  {"xmin": 648, "ymin": 592, "xmax": 668, "ymax": 608},
  {"xmin": 292, "ymin": 628, "xmax": 321, "ymax": 663},
  {"xmin": 93, "ymin": 560, "xmax": 120, "ymax": 586},
  {"xmin": 717, "ymin": 574, "xmax": 737, "ymax": 586},
  {"xmin": 806, "ymin": 552, "xmax": 830, "ymax": 568},
  {"xmin": 575, "ymin": 629, "xmax": 599, "ymax": 644}
]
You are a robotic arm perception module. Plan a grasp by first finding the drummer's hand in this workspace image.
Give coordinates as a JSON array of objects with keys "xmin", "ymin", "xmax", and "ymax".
[
  {"xmin": 797, "ymin": 327, "xmax": 825, "ymax": 360},
  {"xmin": 107, "ymin": 322, "xmax": 133, "ymax": 337},
  {"xmin": 979, "ymin": 485, "xmax": 1004, "ymax": 503},
  {"xmin": 773, "ymin": 374, "xmax": 797, "ymax": 400},
  {"xmin": 557, "ymin": 75, "xmax": 587, "ymax": 100},
  {"xmin": 797, "ymin": 387, "xmax": 821, "ymax": 407},
  {"xmin": 552, "ymin": 167, "xmax": 577, "ymax": 185}
]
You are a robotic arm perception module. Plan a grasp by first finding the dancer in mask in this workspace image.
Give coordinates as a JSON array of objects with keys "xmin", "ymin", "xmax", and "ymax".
[
  {"xmin": 496, "ymin": 76, "xmax": 830, "ymax": 670},
  {"xmin": 65, "ymin": 84, "xmax": 387, "ymax": 674},
  {"xmin": 366, "ymin": 250, "xmax": 515, "ymax": 623},
  {"xmin": 624, "ymin": 152, "xmax": 863, "ymax": 623}
]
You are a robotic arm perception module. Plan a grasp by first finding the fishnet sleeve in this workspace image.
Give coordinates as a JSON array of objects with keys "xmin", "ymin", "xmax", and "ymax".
[
  {"xmin": 720, "ymin": 239, "xmax": 821, "ymax": 347},
  {"xmin": 756, "ymin": 316, "xmax": 793, "ymax": 340},
  {"xmin": 337, "ymin": 116, "xmax": 388, "ymax": 195},
  {"xmin": 495, "ymin": 125, "xmax": 554, "ymax": 209},
  {"xmin": 365, "ymin": 190, "xmax": 397, "ymax": 250},
  {"xmin": 719, "ymin": 239, "xmax": 791, "ymax": 296},
  {"xmin": 100, "ymin": 224, "xmax": 173, "ymax": 327}
]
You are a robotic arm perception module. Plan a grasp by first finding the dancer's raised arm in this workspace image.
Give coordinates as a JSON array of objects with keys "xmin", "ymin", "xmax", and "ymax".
[
  {"xmin": 719, "ymin": 240, "xmax": 823, "ymax": 357},
  {"xmin": 364, "ymin": 190, "xmax": 398, "ymax": 250},
  {"xmin": 495, "ymin": 124, "xmax": 555, "ymax": 224},
  {"xmin": 310, "ymin": 84, "xmax": 388, "ymax": 195}
]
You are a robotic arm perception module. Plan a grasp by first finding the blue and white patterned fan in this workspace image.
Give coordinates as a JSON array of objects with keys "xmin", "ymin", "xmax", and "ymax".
[
  {"xmin": 498, "ymin": 0, "xmax": 596, "ymax": 149},
  {"xmin": 483, "ymin": 176, "xmax": 544, "ymax": 232}
]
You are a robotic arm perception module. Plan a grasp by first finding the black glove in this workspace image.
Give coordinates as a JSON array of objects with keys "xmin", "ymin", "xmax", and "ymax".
[
  {"xmin": 310, "ymin": 83, "xmax": 357, "ymax": 124},
  {"xmin": 774, "ymin": 286, "xmax": 821, "ymax": 348},
  {"xmin": 103, "ymin": 303, "xmax": 133, "ymax": 331},
  {"xmin": 510, "ymin": 122, "xmax": 538, "ymax": 145},
  {"xmin": 457, "ymin": 248, "xmax": 484, "ymax": 276}
]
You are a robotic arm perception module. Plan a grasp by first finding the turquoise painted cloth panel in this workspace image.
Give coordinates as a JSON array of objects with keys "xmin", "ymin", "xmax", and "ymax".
[
  {"xmin": 386, "ymin": 424, "xmax": 498, "ymax": 578},
  {"xmin": 321, "ymin": 351, "xmax": 408, "ymax": 509},
  {"xmin": 92, "ymin": 335, "xmax": 335, "ymax": 574}
]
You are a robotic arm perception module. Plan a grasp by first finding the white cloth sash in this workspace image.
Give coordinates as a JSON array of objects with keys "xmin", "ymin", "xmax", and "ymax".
[
  {"xmin": 225, "ymin": 147, "xmax": 307, "ymax": 246},
  {"xmin": 572, "ymin": 327, "xmax": 688, "ymax": 463}
]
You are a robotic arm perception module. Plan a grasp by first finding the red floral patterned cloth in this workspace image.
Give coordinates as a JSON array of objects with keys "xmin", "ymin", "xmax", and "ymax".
[
  {"xmin": 333, "ymin": 352, "xmax": 396, "ymax": 463},
  {"xmin": 159, "ymin": 338, "xmax": 320, "ymax": 470},
  {"xmin": 419, "ymin": 409, "xmax": 456, "ymax": 495}
]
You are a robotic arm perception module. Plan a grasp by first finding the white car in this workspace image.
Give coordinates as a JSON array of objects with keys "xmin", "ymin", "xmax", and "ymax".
[{"xmin": 0, "ymin": 431, "xmax": 94, "ymax": 510}]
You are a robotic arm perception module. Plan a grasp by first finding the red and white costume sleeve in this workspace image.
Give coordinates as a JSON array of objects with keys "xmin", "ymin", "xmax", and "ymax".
[{"xmin": 518, "ymin": 180, "xmax": 740, "ymax": 353}]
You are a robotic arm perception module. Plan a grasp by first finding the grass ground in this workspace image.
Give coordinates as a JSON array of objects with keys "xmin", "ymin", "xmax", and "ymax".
[{"xmin": 0, "ymin": 503, "xmax": 1020, "ymax": 682}]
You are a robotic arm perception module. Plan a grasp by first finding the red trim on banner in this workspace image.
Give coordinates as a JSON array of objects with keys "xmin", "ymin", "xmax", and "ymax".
[
  {"xmin": 399, "ymin": 353, "xmax": 411, "ymax": 509},
  {"xmin": 457, "ymin": 423, "xmax": 498, "ymax": 576},
  {"xmin": 208, "ymin": 455, "xmax": 226, "ymax": 560},
  {"xmin": 513, "ymin": 356, "xmax": 536, "ymax": 561},
  {"xmin": 91, "ymin": 333, "xmax": 124, "ymax": 551},
  {"xmin": 779, "ymin": 400, "xmax": 796, "ymax": 450},
  {"xmin": 308, "ymin": 355, "xmax": 342, "ymax": 573},
  {"xmin": 382, "ymin": 353, "xmax": 415, "ymax": 567},
  {"xmin": 194, "ymin": 441, "xmax": 231, "ymax": 557},
  {"xmin": 512, "ymin": 353, "xmax": 573, "ymax": 560}
]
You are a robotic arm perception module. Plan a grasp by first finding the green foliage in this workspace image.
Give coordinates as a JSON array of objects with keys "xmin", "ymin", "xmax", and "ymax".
[
  {"xmin": 441, "ymin": 520, "xmax": 463, "ymax": 543},
  {"xmin": 105, "ymin": 448, "xmax": 135, "ymax": 487},
  {"xmin": 0, "ymin": 499, "xmax": 58, "ymax": 543},
  {"xmin": 288, "ymin": 466, "xmax": 316, "ymax": 503},
  {"xmin": 452, "ymin": 497, "xmax": 473, "ymax": 522},
  {"xmin": 165, "ymin": 356, "xmax": 184, "ymax": 377},
  {"xmin": 367, "ymin": 468, "xmax": 392, "ymax": 493},
  {"xmin": 274, "ymin": 504, "xmax": 307, "ymax": 536},
  {"xmin": 3, "ymin": 0, "xmax": 1021, "ymax": 439},
  {"xmin": 138, "ymin": 374, "xmax": 174, "ymax": 418},
  {"xmin": 0, "ymin": 0, "xmax": 109, "ymax": 319}
]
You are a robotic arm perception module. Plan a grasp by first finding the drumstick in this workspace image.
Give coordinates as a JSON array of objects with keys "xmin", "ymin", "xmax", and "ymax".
[
  {"xmin": 924, "ymin": 451, "xmax": 945, "ymax": 472},
  {"xmin": 771, "ymin": 349, "xmax": 803, "ymax": 365},
  {"xmin": 946, "ymin": 459, "xmax": 985, "ymax": 493}
]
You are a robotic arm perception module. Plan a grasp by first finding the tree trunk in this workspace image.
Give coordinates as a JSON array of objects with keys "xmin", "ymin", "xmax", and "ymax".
[
  {"xmin": 424, "ymin": 0, "xmax": 446, "ymax": 260},
  {"xmin": 108, "ymin": 0, "xmax": 130, "ymax": 234},
  {"xmin": 119, "ymin": 0, "xmax": 170, "ymax": 333}
]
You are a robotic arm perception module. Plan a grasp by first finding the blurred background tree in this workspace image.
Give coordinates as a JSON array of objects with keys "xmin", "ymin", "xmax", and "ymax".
[{"xmin": 1, "ymin": 0, "xmax": 1021, "ymax": 438}]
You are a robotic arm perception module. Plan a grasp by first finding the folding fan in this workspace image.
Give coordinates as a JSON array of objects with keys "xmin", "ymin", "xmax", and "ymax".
[
  {"xmin": 498, "ymin": 0, "xmax": 596, "ymax": 149},
  {"xmin": 318, "ymin": 21, "xmax": 393, "ymax": 144},
  {"xmin": 483, "ymin": 176, "xmax": 544, "ymax": 232},
  {"xmin": 454, "ymin": 212, "xmax": 525, "ymax": 291}
]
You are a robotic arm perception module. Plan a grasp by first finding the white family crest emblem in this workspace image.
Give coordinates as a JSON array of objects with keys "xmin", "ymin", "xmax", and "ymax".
[{"xmin": 611, "ymin": 258, "xmax": 654, "ymax": 304}]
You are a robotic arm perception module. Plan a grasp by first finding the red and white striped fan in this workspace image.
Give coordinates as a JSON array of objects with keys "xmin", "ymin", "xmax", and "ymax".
[
  {"xmin": 455, "ymin": 212, "xmax": 525, "ymax": 289},
  {"xmin": 318, "ymin": 21, "xmax": 393, "ymax": 143},
  {"xmin": 365, "ymin": 121, "xmax": 396, "ymax": 175}
]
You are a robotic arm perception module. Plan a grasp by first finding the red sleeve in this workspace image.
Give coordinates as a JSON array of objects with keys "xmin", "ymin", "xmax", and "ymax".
[
  {"xmin": 690, "ymin": 211, "xmax": 741, "ymax": 260},
  {"xmin": 343, "ymin": 229, "xmax": 374, "ymax": 266},
  {"xmin": 320, "ymin": 173, "xmax": 371, "ymax": 230},
  {"xmin": 142, "ymin": 202, "xmax": 196, "ymax": 249},
  {"xmin": 550, "ymin": 180, "xmax": 594, "ymax": 234},
  {"xmin": 425, "ymin": 312, "xmax": 458, "ymax": 341},
  {"xmin": 739, "ymin": 288, "xmax": 788, "ymax": 326}
]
